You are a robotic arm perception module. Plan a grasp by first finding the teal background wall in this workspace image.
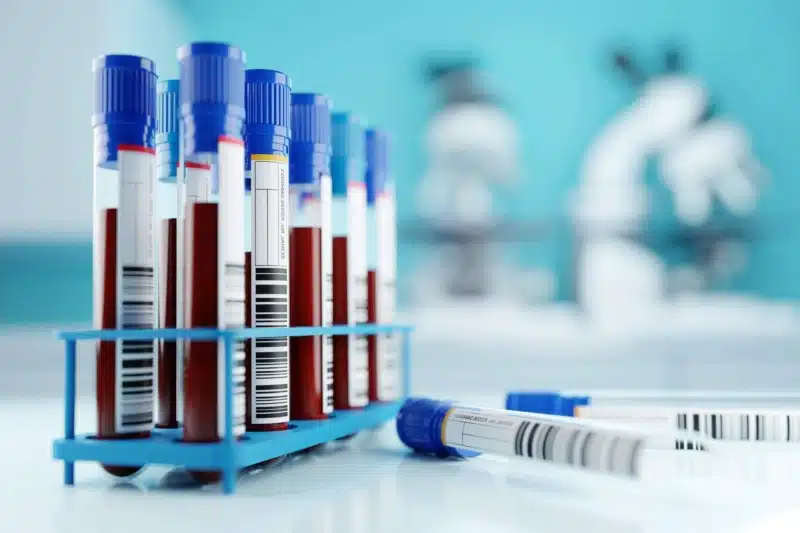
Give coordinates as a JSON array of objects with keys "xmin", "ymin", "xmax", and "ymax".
[
  {"xmin": 3, "ymin": 0, "xmax": 800, "ymax": 325},
  {"xmin": 177, "ymin": 0, "xmax": 800, "ymax": 299},
  {"xmin": 0, "ymin": 0, "xmax": 189, "ymax": 326}
]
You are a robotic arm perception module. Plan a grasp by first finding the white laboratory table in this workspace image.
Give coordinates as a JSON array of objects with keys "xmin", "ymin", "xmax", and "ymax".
[{"xmin": 1, "ymin": 395, "xmax": 799, "ymax": 533}]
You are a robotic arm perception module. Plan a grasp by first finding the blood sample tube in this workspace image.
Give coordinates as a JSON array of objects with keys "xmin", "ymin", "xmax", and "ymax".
[
  {"xmin": 91, "ymin": 55, "xmax": 158, "ymax": 476},
  {"xmin": 289, "ymin": 93, "xmax": 334, "ymax": 420},
  {"xmin": 179, "ymin": 43, "xmax": 247, "ymax": 482},
  {"xmin": 396, "ymin": 397, "xmax": 648, "ymax": 478},
  {"xmin": 155, "ymin": 79, "xmax": 181, "ymax": 429},
  {"xmin": 331, "ymin": 112, "xmax": 369, "ymax": 410},
  {"xmin": 244, "ymin": 69, "xmax": 292, "ymax": 431},
  {"xmin": 557, "ymin": 389, "xmax": 800, "ymax": 409},
  {"xmin": 365, "ymin": 129, "xmax": 400, "ymax": 402}
]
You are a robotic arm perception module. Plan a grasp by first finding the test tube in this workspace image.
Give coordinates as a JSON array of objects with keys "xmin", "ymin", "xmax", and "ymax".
[
  {"xmin": 331, "ymin": 112, "xmax": 369, "ymax": 410},
  {"xmin": 576, "ymin": 405, "xmax": 800, "ymax": 447},
  {"xmin": 179, "ymin": 43, "xmax": 247, "ymax": 480},
  {"xmin": 507, "ymin": 391, "xmax": 800, "ymax": 448},
  {"xmin": 244, "ymin": 69, "xmax": 292, "ymax": 431},
  {"xmin": 92, "ymin": 54, "xmax": 158, "ymax": 476},
  {"xmin": 155, "ymin": 79, "xmax": 181, "ymax": 429},
  {"xmin": 289, "ymin": 93, "xmax": 334, "ymax": 420},
  {"xmin": 365, "ymin": 129, "xmax": 400, "ymax": 402},
  {"xmin": 557, "ymin": 390, "xmax": 800, "ymax": 408},
  {"xmin": 396, "ymin": 397, "xmax": 648, "ymax": 478}
]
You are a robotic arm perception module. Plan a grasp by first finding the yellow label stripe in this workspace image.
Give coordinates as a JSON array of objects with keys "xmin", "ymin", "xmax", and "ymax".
[
  {"xmin": 441, "ymin": 407, "xmax": 454, "ymax": 445},
  {"xmin": 251, "ymin": 154, "xmax": 288, "ymax": 162}
]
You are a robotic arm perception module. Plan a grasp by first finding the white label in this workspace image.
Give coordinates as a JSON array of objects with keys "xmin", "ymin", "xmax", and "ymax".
[
  {"xmin": 114, "ymin": 147, "xmax": 156, "ymax": 434},
  {"xmin": 575, "ymin": 406, "xmax": 674, "ymax": 428},
  {"xmin": 347, "ymin": 183, "xmax": 369, "ymax": 407},
  {"xmin": 575, "ymin": 406, "xmax": 678, "ymax": 449},
  {"xmin": 320, "ymin": 175, "xmax": 334, "ymax": 414},
  {"xmin": 185, "ymin": 165, "xmax": 211, "ymax": 206},
  {"xmin": 375, "ymin": 189, "xmax": 399, "ymax": 401},
  {"xmin": 250, "ymin": 157, "xmax": 290, "ymax": 424},
  {"xmin": 578, "ymin": 406, "xmax": 800, "ymax": 447},
  {"xmin": 443, "ymin": 406, "xmax": 645, "ymax": 477},
  {"xmin": 216, "ymin": 139, "xmax": 246, "ymax": 438}
]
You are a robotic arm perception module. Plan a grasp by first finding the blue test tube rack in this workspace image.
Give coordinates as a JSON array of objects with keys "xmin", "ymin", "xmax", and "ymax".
[{"xmin": 52, "ymin": 323, "xmax": 413, "ymax": 494}]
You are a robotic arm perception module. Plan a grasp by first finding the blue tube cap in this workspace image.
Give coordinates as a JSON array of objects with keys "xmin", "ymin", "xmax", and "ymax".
[
  {"xmin": 178, "ymin": 42, "xmax": 246, "ymax": 156},
  {"xmin": 331, "ymin": 112, "xmax": 365, "ymax": 196},
  {"xmin": 505, "ymin": 392, "xmax": 592, "ymax": 417},
  {"xmin": 569, "ymin": 395, "xmax": 591, "ymax": 413},
  {"xmin": 290, "ymin": 93, "xmax": 331, "ymax": 185},
  {"xmin": 505, "ymin": 391, "xmax": 564, "ymax": 416},
  {"xmin": 92, "ymin": 54, "xmax": 158, "ymax": 167},
  {"xmin": 365, "ymin": 128, "xmax": 389, "ymax": 205},
  {"xmin": 245, "ymin": 69, "xmax": 292, "ymax": 176},
  {"xmin": 157, "ymin": 79, "xmax": 180, "ymax": 181},
  {"xmin": 396, "ymin": 397, "xmax": 480, "ymax": 458}
]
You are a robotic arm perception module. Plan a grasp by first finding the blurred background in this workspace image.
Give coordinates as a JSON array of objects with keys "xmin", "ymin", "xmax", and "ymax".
[{"xmin": 2, "ymin": 0, "xmax": 800, "ymax": 398}]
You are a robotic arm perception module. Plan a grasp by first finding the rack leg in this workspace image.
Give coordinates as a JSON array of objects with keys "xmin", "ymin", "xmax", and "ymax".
[
  {"xmin": 222, "ymin": 334, "xmax": 236, "ymax": 495},
  {"xmin": 64, "ymin": 339, "xmax": 76, "ymax": 486}
]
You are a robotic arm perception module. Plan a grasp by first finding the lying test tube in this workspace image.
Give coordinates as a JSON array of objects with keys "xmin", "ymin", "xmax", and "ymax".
[
  {"xmin": 398, "ymin": 399, "xmax": 800, "ymax": 511},
  {"xmin": 574, "ymin": 405, "xmax": 800, "ymax": 447},
  {"xmin": 506, "ymin": 391, "xmax": 800, "ymax": 446},
  {"xmin": 559, "ymin": 390, "xmax": 800, "ymax": 408},
  {"xmin": 396, "ymin": 397, "xmax": 652, "ymax": 478}
]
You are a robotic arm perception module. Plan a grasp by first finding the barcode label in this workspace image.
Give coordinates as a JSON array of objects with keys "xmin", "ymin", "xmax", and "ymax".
[
  {"xmin": 511, "ymin": 420, "xmax": 643, "ymax": 477},
  {"xmin": 675, "ymin": 411, "xmax": 800, "ymax": 447},
  {"xmin": 376, "ymin": 189, "xmax": 399, "ymax": 401},
  {"xmin": 250, "ymin": 156, "xmax": 290, "ymax": 424},
  {"xmin": 443, "ymin": 406, "xmax": 643, "ymax": 478},
  {"xmin": 576, "ymin": 406, "xmax": 800, "ymax": 448},
  {"xmin": 347, "ymin": 183, "xmax": 369, "ymax": 407},
  {"xmin": 320, "ymin": 175, "xmax": 334, "ymax": 414},
  {"xmin": 220, "ymin": 261, "xmax": 247, "ymax": 435},
  {"xmin": 115, "ymin": 147, "xmax": 156, "ymax": 434},
  {"xmin": 217, "ymin": 139, "xmax": 246, "ymax": 437}
]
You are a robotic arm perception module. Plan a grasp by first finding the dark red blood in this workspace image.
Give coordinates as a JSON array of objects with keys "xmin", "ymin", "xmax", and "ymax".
[
  {"xmin": 182, "ymin": 203, "xmax": 241, "ymax": 484},
  {"xmin": 289, "ymin": 227, "xmax": 327, "ymax": 420},
  {"xmin": 157, "ymin": 218, "xmax": 178, "ymax": 429},
  {"xmin": 332, "ymin": 236, "xmax": 362, "ymax": 410},
  {"xmin": 95, "ymin": 207, "xmax": 147, "ymax": 477}
]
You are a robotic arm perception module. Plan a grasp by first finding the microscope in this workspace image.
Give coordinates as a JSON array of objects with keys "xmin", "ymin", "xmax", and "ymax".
[
  {"xmin": 573, "ymin": 46, "xmax": 765, "ymax": 327},
  {"xmin": 415, "ymin": 57, "xmax": 521, "ymax": 301}
]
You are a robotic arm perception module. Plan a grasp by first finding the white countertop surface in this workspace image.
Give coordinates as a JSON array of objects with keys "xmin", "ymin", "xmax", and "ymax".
[{"xmin": 2, "ymin": 395, "xmax": 800, "ymax": 533}]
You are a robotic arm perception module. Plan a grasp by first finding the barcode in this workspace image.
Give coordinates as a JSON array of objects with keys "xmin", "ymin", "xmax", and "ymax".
[
  {"xmin": 251, "ymin": 265, "xmax": 289, "ymax": 424},
  {"xmin": 512, "ymin": 420, "xmax": 644, "ymax": 477},
  {"xmin": 354, "ymin": 274, "xmax": 368, "ymax": 321},
  {"xmin": 224, "ymin": 263, "xmax": 246, "ymax": 326},
  {"xmin": 323, "ymin": 272, "xmax": 334, "ymax": 413},
  {"xmin": 324, "ymin": 336, "xmax": 334, "ymax": 412},
  {"xmin": 348, "ymin": 273, "xmax": 369, "ymax": 407},
  {"xmin": 377, "ymin": 333, "xmax": 401, "ymax": 401},
  {"xmin": 224, "ymin": 263, "xmax": 247, "ymax": 435},
  {"xmin": 254, "ymin": 267, "xmax": 288, "ymax": 325},
  {"xmin": 117, "ymin": 265, "xmax": 155, "ymax": 432},
  {"xmin": 675, "ymin": 412, "xmax": 800, "ymax": 448},
  {"xmin": 253, "ymin": 338, "xmax": 289, "ymax": 422},
  {"xmin": 350, "ymin": 334, "xmax": 369, "ymax": 406}
]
